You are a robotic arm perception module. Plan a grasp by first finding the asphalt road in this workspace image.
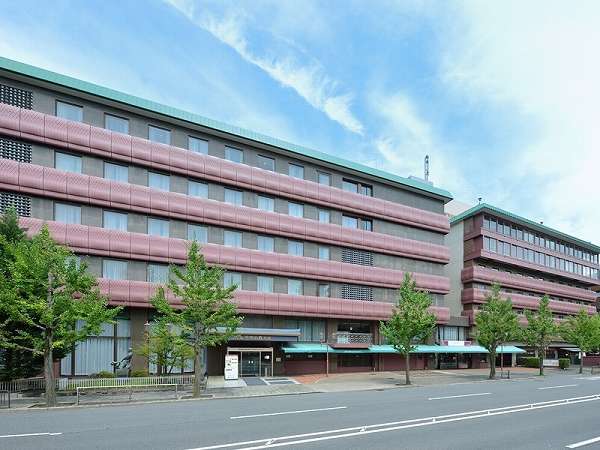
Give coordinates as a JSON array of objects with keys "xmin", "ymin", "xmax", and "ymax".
[{"xmin": 2, "ymin": 372, "xmax": 600, "ymax": 450}]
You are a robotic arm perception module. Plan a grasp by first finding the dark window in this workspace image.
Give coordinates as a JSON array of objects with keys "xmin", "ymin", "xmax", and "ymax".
[
  {"xmin": 0, "ymin": 191, "xmax": 31, "ymax": 217},
  {"xmin": 342, "ymin": 284, "xmax": 373, "ymax": 301},
  {"xmin": 342, "ymin": 248, "xmax": 373, "ymax": 266}
]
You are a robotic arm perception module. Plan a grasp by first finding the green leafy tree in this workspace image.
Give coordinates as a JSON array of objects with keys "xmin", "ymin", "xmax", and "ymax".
[
  {"xmin": 0, "ymin": 208, "xmax": 45, "ymax": 381},
  {"xmin": 136, "ymin": 288, "xmax": 195, "ymax": 375},
  {"xmin": 0, "ymin": 226, "xmax": 121, "ymax": 406},
  {"xmin": 560, "ymin": 310, "xmax": 600, "ymax": 374},
  {"xmin": 474, "ymin": 284, "xmax": 520, "ymax": 379},
  {"xmin": 380, "ymin": 273, "xmax": 437, "ymax": 385},
  {"xmin": 523, "ymin": 295, "xmax": 557, "ymax": 376},
  {"xmin": 151, "ymin": 242, "xmax": 243, "ymax": 397}
]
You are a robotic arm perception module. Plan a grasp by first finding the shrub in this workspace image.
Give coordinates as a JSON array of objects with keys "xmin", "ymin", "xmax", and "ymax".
[
  {"xmin": 93, "ymin": 370, "xmax": 116, "ymax": 379},
  {"xmin": 130, "ymin": 369, "xmax": 149, "ymax": 378},
  {"xmin": 559, "ymin": 358, "xmax": 570, "ymax": 370},
  {"xmin": 522, "ymin": 357, "xmax": 541, "ymax": 368}
]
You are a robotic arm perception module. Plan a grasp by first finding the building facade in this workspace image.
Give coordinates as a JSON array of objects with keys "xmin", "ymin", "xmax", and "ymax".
[
  {"xmin": 0, "ymin": 57, "xmax": 458, "ymax": 377},
  {"xmin": 446, "ymin": 203, "xmax": 600, "ymax": 365}
]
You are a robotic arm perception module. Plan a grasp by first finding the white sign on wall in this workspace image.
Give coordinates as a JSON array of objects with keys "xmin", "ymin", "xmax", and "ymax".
[{"xmin": 224, "ymin": 354, "xmax": 239, "ymax": 380}]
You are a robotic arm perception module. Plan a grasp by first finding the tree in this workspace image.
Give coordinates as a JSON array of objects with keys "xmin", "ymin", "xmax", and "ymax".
[
  {"xmin": 0, "ymin": 226, "xmax": 121, "ymax": 406},
  {"xmin": 380, "ymin": 273, "xmax": 437, "ymax": 385},
  {"xmin": 151, "ymin": 242, "xmax": 243, "ymax": 397},
  {"xmin": 136, "ymin": 288, "xmax": 194, "ymax": 375},
  {"xmin": 560, "ymin": 310, "xmax": 600, "ymax": 374},
  {"xmin": 0, "ymin": 208, "xmax": 44, "ymax": 381},
  {"xmin": 523, "ymin": 295, "xmax": 557, "ymax": 376},
  {"xmin": 474, "ymin": 284, "xmax": 520, "ymax": 380}
]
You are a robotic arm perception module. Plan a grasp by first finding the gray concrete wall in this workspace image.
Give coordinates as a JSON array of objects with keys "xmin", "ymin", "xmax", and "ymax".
[{"xmin": 444, "ymin": 221, "xmax": 465, "ymax": 317}]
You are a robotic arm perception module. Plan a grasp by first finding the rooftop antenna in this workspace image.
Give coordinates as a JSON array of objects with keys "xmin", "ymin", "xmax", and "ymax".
[
  {"xmin": 478, "ymin": 197, "xmax": 482, "ymax": 204},
  {"xmin": 424, "ymin": 155, "xmax": 430, "ymax": 182}
]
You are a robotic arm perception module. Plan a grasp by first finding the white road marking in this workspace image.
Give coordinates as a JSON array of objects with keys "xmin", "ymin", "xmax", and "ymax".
[
  {"xmin": 538, "ymin": 384, "xmax": 578, "ymax": 390},
  {"xmin": 428, "ymin": 392, "xmax": 492, "ymax": 400},
  {"xmin": 188, "ymin": 394, "xmax": 600, "ymax": 450},
  {"xmin": 576, "ymin": 376, "xmax": 600, "ymax": 380},
  {"xmin": 566, "ymin": 435, "xmax": 600, "ymax": 448},
  {"xmin": 230, "ymin": 406, "xmax": 347, "ymax": 419},
  {"xmin": 0, "ymin": 432, "xmax": 62, "ymax": 439}
]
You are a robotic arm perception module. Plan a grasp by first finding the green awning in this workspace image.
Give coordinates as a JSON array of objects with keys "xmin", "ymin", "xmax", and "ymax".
[{"xmin": 281, "ymin": 343, "xmax": 526, "ymax": 354}]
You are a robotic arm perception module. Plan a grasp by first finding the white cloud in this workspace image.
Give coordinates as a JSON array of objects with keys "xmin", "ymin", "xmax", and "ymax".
[
  {"xmin": 165, "ymin": 0, "xmax": 364, "ymax": 135},
  {"xmin": 440, "ymin": 0, "xmax": 600, "ymax": 242},
  {"xmin": 368, "ymin": 91, "xmax": 471, "ymax": 199}
]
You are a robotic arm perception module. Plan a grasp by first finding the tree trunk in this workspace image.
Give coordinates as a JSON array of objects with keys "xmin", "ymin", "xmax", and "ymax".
[
  {"xmin": 404, "ymin": 352, "xmax": 411, "ymax": 385},
  {"xmin": 539, "ymin": 350, "xmax": 544, "ymax": 376},
  {"xmin": 44, "ymin": 331, "xmax": 56, "ymax": 407},
  {"xmin": 192, "ymin": 323, "xmax": 204, "ymax": 397},
  {"xmin": 579, "ymin": 352, "xmax": 583, "ymax": 374},
  {"xmin": 489, "ymin": 351, "xmax": 496, "ymax": 379},
  {"xmin": 44, "ymin": 272, "xmax": 57, "ymax": 407}
]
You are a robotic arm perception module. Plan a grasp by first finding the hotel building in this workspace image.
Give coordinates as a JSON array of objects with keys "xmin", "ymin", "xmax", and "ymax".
[
  {"xmin": 0, "ymin": 57, "xmax": 460, "ymax": 377},
  {"xmin": 446, "ymin": 203, "xmax": 600, "ymax": 366}
]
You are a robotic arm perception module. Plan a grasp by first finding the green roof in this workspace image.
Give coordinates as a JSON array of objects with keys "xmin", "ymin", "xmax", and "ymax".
[
  {"xmin": 0, "ymin": 56, "xmax": 452, "ymax": 201},
  {"xmin": 450, "ymin": 203, "xmax": 600, "ymax": 252},
  {"xmin": 281, "ymin": 343, "xmax": 525, "ymax": 354}
]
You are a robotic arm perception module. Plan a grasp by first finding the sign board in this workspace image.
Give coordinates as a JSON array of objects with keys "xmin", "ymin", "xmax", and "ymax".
[
  {"xmin": 224, "ymin": 354, "xmax": 239, "ymax": 380},
  {"xmin": 442, "ymin": 340, "xmax": 472, "ymax": 346},
  {"xmin": 543, "ymin": 359, "xmax": 559, "ymax": 367}
]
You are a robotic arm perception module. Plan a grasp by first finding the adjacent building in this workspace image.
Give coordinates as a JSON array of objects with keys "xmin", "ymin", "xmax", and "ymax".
[
  {"xmin": 446, "ymin": 203, "xmax": 600, "ymax": 366},
  {"xmin": 0, "ymin": 57, "xmax": 457, "ymax": 377}
]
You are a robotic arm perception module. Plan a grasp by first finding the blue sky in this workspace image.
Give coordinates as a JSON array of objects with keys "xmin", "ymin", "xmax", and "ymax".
[{"xmin": 1, "ymin": 0, "xmax": 598, "ymax": 243}]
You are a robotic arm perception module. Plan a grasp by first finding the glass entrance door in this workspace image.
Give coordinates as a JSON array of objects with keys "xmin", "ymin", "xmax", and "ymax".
[{"xmin": 240, "ymin": 352, "xmax": 260, "ymax": 376}]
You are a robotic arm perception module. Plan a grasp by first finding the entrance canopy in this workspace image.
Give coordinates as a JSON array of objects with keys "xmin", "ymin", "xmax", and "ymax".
[{"xmin": 281, "ymin": 343, "xmax": 525, "ymax": 354}]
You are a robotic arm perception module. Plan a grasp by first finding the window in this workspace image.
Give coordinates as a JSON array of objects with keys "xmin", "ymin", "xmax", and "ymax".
[
  {"xmin": 257, "ymin": 155, "xmax": 275, "ymax": 171},
  {"xmin": 361, "ymin": 219, "xmax": 373, "ymax": 232},
  {"xmin": 288, "ymin": 279, "xmax": 303, "ymax": 295},
  {"xmin": 360, "ymin": 184, "xmax": 373, "ymax": 196},
  {"xmin": 225, "ymin": 146, "xmax": 243, "ymax": 163},
  {"xmin": 224, "ymin": 230, "xmax": 242, "ymax": 248},
  {"xmin": 257, "ymin": 276, "xmax": 274, "ymax": 293},
  {"xmin": 103, "ymin": 211, "xmax": 127, "ymax": 231},
  {"xmin": 288, "ymin": 202, "xmax": 304, "ymax": 218},
  {"xmin": 318, "ymin": 246, "xmax": 330, "ymax": 260},
  {"xmin": 148, "ymin": 172, "xmax": 170, "ymax": 191},
  {"xmin": 489, "ymin": 238, "xmax": 497, "ymax": 253},
  {"xmin": 102, "ymin": 259, "xmax": 127, "ymax": 280},
  {"xmin": 318, "ymin": 284, "xmax": 330, "ymax": 297},
  {"xmin": 187, "ymin": 224, "xmax": 207, "ymax": 243},
  {"xmin": 147, "ymin": 264, "xmax": 169, "ymax": 283},
  {"xmin": 188, "ymin": 136, "xmax": 208, "ymax": 154},
  {"xmin": 288, "ymin": 240, "xmax": 304, "ymax": 256},
  {"xmin": 341, "ymin": 284, "xmax": 373, "ymax": 301},
  {"xmin": 288, "ymin": 163, "xmax": 304, "ymax": 179},
  {"xmin": 318, "ymin": 210, "xmax": 330, "ymax": 223},
  {"xmin": 56, "ymin": 101, "xmax": 82, "ymax": 122},
  {"xmin": 148, "ymin": 125, "xmax": 171, "ymax": 145},
  {"xmin": 257, "ymin": 196, "xmax": 274, "ymax": 212},
  {"xmin": 342, "ymin": 248, "xmax": 373, "ymax": 266},
  {"xmin": 257, "ymin": 235, "xmax": 274, "ymax": 252},
  {"xmin": 224, "ymin": 188, "xmax": 243, "ymax": 206},
  {"xmin": 342, "ymin": 179, "xmax": 359, "ymax": 193},
  {"xmin": 55, "ymin": 152, "xmax": 82, "ymax": 173},
  {"xmin": 104, "ymin": 162, "xmax": 128, "ymax": 182},
  {"xmin": 223, "ymin": 272, "xmax": 241, "ymax": 288},
  {"xmin": 105, "ymin": 114, "xmax": 129, "ymax": 134},
  {"xmin": 188, "ymin": 180, "xmax": 208, "ymax": 198},
  {"xmin": 342, "ymin": 215, "xmax": 358, "ymax": 228},
  {"xmin": 148, "ymin": 218, "xmax": 169, "ymax": 237},
  {"xmin": 55, "ymin": 203, "xmax": 81, "ymax": 224},
  {"xmin": 318, "ymin": 172, "xmax": 331, "ymax": 186}
]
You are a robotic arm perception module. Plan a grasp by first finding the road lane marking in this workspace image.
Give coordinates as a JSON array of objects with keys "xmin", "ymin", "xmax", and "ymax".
[
  {"xmin": 230, "ymin": 406, "xmax": 347, "ymax": 419},
  {"xmin": 428, "ymin": 392, "xmax": 492, "ymax": 400},
  {"xmin": 566, "ymin": 435, "xmax": 600, "ymax": 448},
  {"xmin": 0, "ymin": 432, "xmax": 62, "ymax": 439},
  {"xmin": 538, "ymin": 384, "xmax": 578, "ymax": 390},
  {"xmin": 576, "ymin": 377, "xmax": 600, "ymax": 380},
  {"xmin": 188, "ymin": 394, "xmax": 600, "ymax": 450}
]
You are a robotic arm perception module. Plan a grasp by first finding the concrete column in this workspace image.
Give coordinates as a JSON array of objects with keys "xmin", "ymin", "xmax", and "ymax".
[{"xmin": 511, "ymin": 353, "xmax": 517, "ymax": 367}]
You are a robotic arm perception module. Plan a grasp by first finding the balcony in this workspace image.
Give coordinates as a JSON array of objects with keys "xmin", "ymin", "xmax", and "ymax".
[{"xmin": 330, "ymin": 332, "xmax": 373, "ymax": 349}]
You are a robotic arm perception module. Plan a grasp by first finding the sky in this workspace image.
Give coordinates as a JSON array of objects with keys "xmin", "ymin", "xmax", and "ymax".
[{"xmin": 1, "ymin": 0, "xmax": 598, "ymax": 243}]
